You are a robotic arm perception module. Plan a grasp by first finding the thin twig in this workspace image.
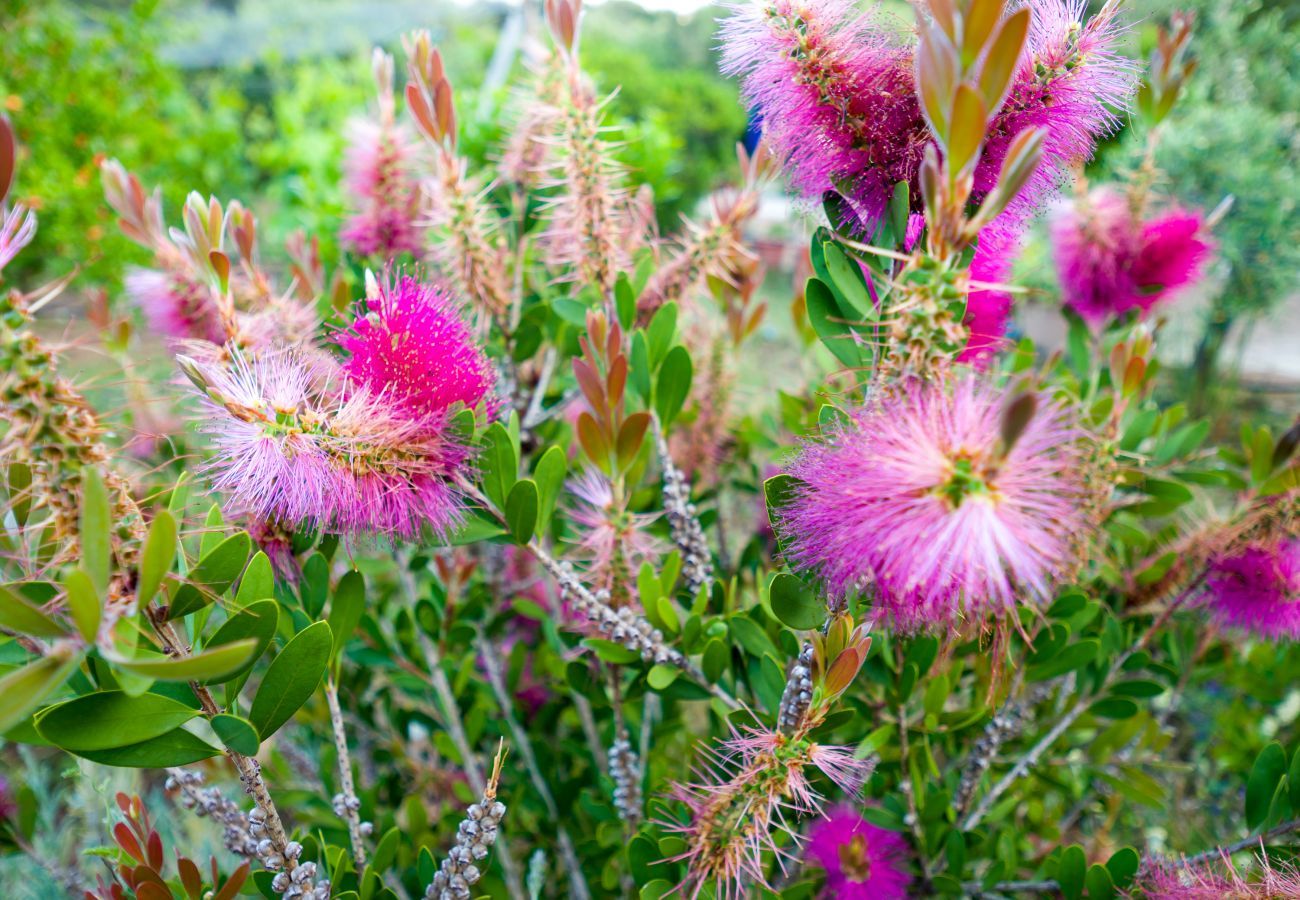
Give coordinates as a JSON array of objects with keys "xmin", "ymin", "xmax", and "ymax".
[
  {"xmin": 1178, "ymin": 817, "xmax": 1300, "ymax": 868},
  {"xmin": 325, "ymin": 674, "xmax": 368, "ymax": 872},
  {"xmin": 476, "ymin": 633, "xmax": 592, "ymax": 900}
]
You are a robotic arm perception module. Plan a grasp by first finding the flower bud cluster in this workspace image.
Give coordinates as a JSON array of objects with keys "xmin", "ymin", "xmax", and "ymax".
[
  {"xmin": 166, "ymin": 768, "xmax": 258, "ymax": 858},
  {"xmin": 607, "ymin": 736, "xmax": 643, "ymax": 824},
  {"xmin": 546, "ymin": 557, "xmax": 686, "ymax": 667},
  {"xmin": 777, "ymin": 643, "xmax": 815, "ymax": 734},
  {"xmin": 332, "ymin": 792, "xmax": 375, "ymax": 838},
  {"xmin": 425, "ymin": 798, "xmax": 507, "ymax": 900},
  {"xmin": 655, "ymin": 426, "xmax": 713, "ymax": 596}
]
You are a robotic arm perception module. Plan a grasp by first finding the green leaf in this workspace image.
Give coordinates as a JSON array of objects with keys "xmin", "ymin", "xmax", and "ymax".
[
  {"xmin": 139, "ymin": 510, "xmax": 178, "ymax": 605},
  {"xmin": 645, "ymin": 302, "xmax": 678, "ymax": 368},
  {"xmin": 478, "ymin": 423, "xmax": 518, "ymax": 510},
  {"xmin": 1085, "ymin": 863, "xmax": 1115, "ymax": 900},
  {"xmin": 65, "ymin": 569, "xmax": 101, "ymax": 644},
  {"xmin": 300, "ymin": 553, "xmax": 329, "ymax": 618},
  {"xmin": 1057, "ymin": 845, "xmax": 1086, "ymax": 900},
  {"xmin": 0, "ymin": 653, "xmax": 83, "ymax": 733},
  {"xmin": 647, "ymin": 665, "xmax": 678, "ymax": 690},
  {"xmin": 630, "ymin": 332, "xmax": 652, "ymax": 402},
  {"xmin": 76, "ymin": 728, "xmax": 220, "ymax": 768},
  {"xmin": 328, "ymin": 572, "xmax": 366, "ymax": 663},
  {"xmin": 441, "ymin": 510, "xmax": 507, "ymax": 545},
  {"xmin": 728, "ymin": 616, "xmax": 777, "ymax": 658},
  {"xmin": 0, "ymin": 584, "xmax": 66, "ymax": 638},
  {"xmin": 1105, "ymin": 848, "xmax": 1140, "ymax": 889},
  {"xmin": 36, "ymin": 691, "xmax": 198, "ymax": 751},
  {"xmin": 763, "ymin": 474, "xmax": 800, "ymax": 534},
  {"xmin": 654, "ymin": 346, "xmax": 693, "ymax": 427},
  {"xmin": 581, "ymin": 638, "xmax": 641, "ymax": 665},
  {"xmin": 206, "ymin": 600, "xmax": 280, "ymax": 684},
  {"xmin": 191, "ymin": 532, "xmax": 252, "ymax": 594},
  {"xmin": 532, "ymin": 447, "xmax": 567, "ymax": 534},
  {"xmin": 1110, "ymin": 679, "xmax": 1165, "ymax": 699},
  {"xmin": 249, "ymin": 621, "xmax": 333, "ymax": 739},
  {"xmin": 212, "ymin": 713, "xmax": 260, "ymax": 755},
  {"xmin": 504, "ymin": 479, "xmax": 539, "ymax": 545},
  {"xmin": 1089, "ymin": 697, "xmax": 1139, "ymax": 719},
  {"xmin": 804, "ymin": 277, "xmax": 864, "ymax": 368},
  {"xmin": 80, "ymin": 467, "xmax": 112, "ymax": 593},
  {"xmin": 112, "ymin": 639, "xmax": 259, "ymax": 683},
  {"xmin": 1246, "ymin": 742, "xmax": 1288, "ymax": 829},
  {"xmin": 614, "ymin": 273, "xmax": 636, "ymax": 329},
  {"xmin": 701, "ymin": 638, "xmax": 729, "ymax": 682},
  {"xmin": 821, "ymin": 240, "xmax": 875, "ymax": 317},
  {"xmin": 1027, "ymin": 640, "xmax": 1098, "ymax": 682},
  {"xmin": 234, "ymin": 551, "xmax": 275, "ymax": 607},
  {"xmin": 768, "ymin": 573, "xmax": 826, "ymax": 631},
  {"xmin": 1289, "ymin": 746, "xmax": 1300, "ymax": 814}
]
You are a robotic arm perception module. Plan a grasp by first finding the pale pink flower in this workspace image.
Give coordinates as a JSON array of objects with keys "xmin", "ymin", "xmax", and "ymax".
[
  {"xmin": 568, "ymin": 469, "xmax": 663, "ymax": 592},
  {"xmin": 340, "ymin": 117, "xmax": 423, "ymax": 259},
  {"xmin": 126, "ymin": 268, "xmax": 226, "ymax": 344}
]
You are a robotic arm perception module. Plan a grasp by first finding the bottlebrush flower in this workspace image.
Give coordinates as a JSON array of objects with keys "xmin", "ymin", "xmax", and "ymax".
[
  {"xmin": 1205, "ymin": 540, "xmax": 1300, "ymax": 641},
  {"xmin": 0, "ymin": 204, "xmax": 36, "ymax": 274},
  {"xmin": 567, "ymin": 469, "xmax": 663, "ymax": 595},
  {"xmin": 805, "ymin": 806, "xmax": 911, "ymax": 899},
  {"xmin": 340, "ymin": 118, "xmax": 423, "ymax": 259},
  {"xmin": 126, "ymin": 268, "xmax": 227, "ymax": 345},
  {"xmin": 660, "ymin": 727, "xmax": 872, "ymax": 899},
  {"xmin": 183, "ymin": 348, "xmax": 473, "ymax": 540},
  {"xmin": 1052, "ymin": 187, "xmax": 1214, "ymax": 325},
  {"xmin": 334, "ymin": 274, "xmax": 497, "ymax": 424},
  {"xmin": 722, "ymin": 0, "xmax": 1132, "ymax": 229},
  {"xmin": 1133, "ymin": 855, "xmax": 1300, "ymax": 899},
  {"xmin": 779, "ymin": 379, "xmax": 1090, "ymax": 630}
]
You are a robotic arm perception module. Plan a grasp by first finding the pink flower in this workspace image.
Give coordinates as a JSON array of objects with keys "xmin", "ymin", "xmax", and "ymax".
[
  {"xmin": 0, "ymin": 204, "xmax": 36, "ymax": 273},
  {"xmin": 126, "ymin": 268, "xmax": 226, "ymax": 344},
  {"xmin": 187, "ymin": 348, "xmax": 472, "ymax": 540},
  {"xmin": 1132, "ymin": 855, "xmax": 1300, "ymax": 899},
  {"xmin": 567, "ymin": 469, "xmax": 663, "ymax": 594},
  {"xmin": 340, "ymin": 117, "xmax": 423, "ymax": 259},
  {"xmin": 1205, "ymin": 540, "xmax": 1300, "ymax": 641},
  {"xmin": 961, "ymin": 230, "xmax": 1018, "ymax": 366},
  {"xmin": 660, "ymin": 727, "xmax": 871, "ymax": 899},
  {"xmin": 780, "ymin": 378, "xmax": 1090, "ymax": 630},
  {"xmin": 1052, "ymin": 187, "xmax": 1214, "ymax": 325},
  {"xmin": 805, "ymin": 806, "xmax": 911, "ymax": 899},
  {"xmin": 335, "ymin": 274, "xmax": 497, "ymax": 424}
]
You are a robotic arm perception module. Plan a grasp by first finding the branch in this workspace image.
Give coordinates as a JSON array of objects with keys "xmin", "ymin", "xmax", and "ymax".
[
  {"xmin": 1177, "ymin": 817, "xmax": 1300, "ymax": 868},
  {"xmin": 324, "ymin": 674, "xmax": 369, "ymax": 873}
]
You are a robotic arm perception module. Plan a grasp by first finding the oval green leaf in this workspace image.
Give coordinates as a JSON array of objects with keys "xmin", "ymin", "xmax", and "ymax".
[
  {"xmin": 0, "ymin": 584, "xmax": 67, "ymax": 639},
  {"xmin": 36, "ymin": 690, "xmax": 198, "ymax": 751},
  {"xmin": 138, "ymin": 509, "xmax": 178, "ymax": 606},
  {"xmin": 505, "ymin": 479, "xmax": 539, "ymax": 546},
  {"xmin": 768, "ymin": 573, "xmax": 826, "ymax": 631},
  {"xmin": 112, "ymin": 639, "xmax": 259, "ymax": 683},
  {"xmin": 1246, "ymin": 741, "xmax": 1287, "ymax": 829},
  {"xmin": 0, "ymin": 653, "xmax": 83, "ymax": 734},
  {"xmin": 328, "ymin": 572, "xmax": 366, "ymax": 663},
  {"xmin": 205, "ymin": 600, "xmax": 279, "ymax": 685},
  {"xmin": 249, "ymin": 621, "xmax": 333, "ymax": 739},
  {"xmin": 64, "ymin": 568, "xmax": 101, "ymax": 644},
  {"xmin": 76, "ymin": 727, "xmax": 220, "ymax": 768},
  {"xmin": 212, "ymin": 713, "xmax": 260, "ymax": 755}
]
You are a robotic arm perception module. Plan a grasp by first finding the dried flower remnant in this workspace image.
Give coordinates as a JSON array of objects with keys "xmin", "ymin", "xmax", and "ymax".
[
  {"xmin": 781, "ymin": 379, "xmax": 1090, "ymax": 630},
  {"xmin": 1205, "ymin": 540, "xmax": 1300, "ymax": 641},
  {"xmin": 660, "ymin": 614, "xmax": 873, "ymax": 897},
  {"xmin": 1052, "ymin": 187, "xmax": 1214, "ymax": 325},
  {"xmin": 805, "ymin": 806, "xmax": 911, "ymax": 899},
  {"xmin": 183, "ymin": 348, "xmax": 473, "ymax": 540}
]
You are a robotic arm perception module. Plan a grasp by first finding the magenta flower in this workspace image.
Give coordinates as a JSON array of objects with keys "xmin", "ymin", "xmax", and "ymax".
[
  {"xmin": 805, "ymin": 806, "xmax": 911, "ymax": 899},
  {"xmin": 0, "ymin": 204, "xmax": 36, "ymax": 274},
  {"xmin": 1052, "ymin": 188, "xmax": 1214, "ymax": 325},
  {"xmin": 1205, "ymin": 540, "xmax": 1300, "ymax": 641},
  {"xmin": 335, "ymin": 274, "xmax": 497, "ymax": 424},
  {"xmin": 780, "ymin": 378, "xmax": 1089, "ymax": 630},
  {"xmin": 961, "ymin": 229, "xmax": 1018, "ymax": 366},
  {"xmin": 660, "ymin": 727, "xmax": 871, "ymax": 899},
  {"xmin": 126, "ymin": 268, "xmax": 226, "ymax": 345},
  {"xmin": 340, "ymin": 117, "xmax": 423, "ymax": 259},
  {"xmin": 186, "ymin": 348, "xmax": 472, "ymax": 540}
]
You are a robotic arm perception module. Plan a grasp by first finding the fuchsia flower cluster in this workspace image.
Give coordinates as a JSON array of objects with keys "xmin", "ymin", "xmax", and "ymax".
[
  {"xmin": 190, "ymin": 275, "xmax": 494, "ymax": 541},
  {"xmin": 1052, "ymin": 187, "xmax": 1214, "ymax": 325},
  {"xmin": 721, "ymin": 0, "xmax": 1135, "ymax": 355},
  {"xmin": 1205, "ymin": 540, "xmax": 1300, "ymax": 641},
  {"xmin": 780, "ymin": 379, "xmax": 1090, "ymax": 630},
  {"xmin": 805, "ymin": 806, "xmax": 911, "ymax": 899},
  {"xmin": 340, "ymin": 117, "xmax": 423, "ymax": 260}
]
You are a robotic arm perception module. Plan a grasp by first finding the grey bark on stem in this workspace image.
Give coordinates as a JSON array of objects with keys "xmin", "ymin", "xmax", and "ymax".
[{"xmin": 325, "ymin": 674, "xmax": 369, "ymax": 873}]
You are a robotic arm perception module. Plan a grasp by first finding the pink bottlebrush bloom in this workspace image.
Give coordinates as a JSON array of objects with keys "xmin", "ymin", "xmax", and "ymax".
[
  {"xmin": 126, "ymin": 268, "xmax": 227, "ymax": 345},
  {"xmin": 568, "ymin": 469, "xmax": 664, "ymax": 592},
  {"xmin": 0, "ymin": 204, "xmax": 36, "ymax": 273},
  {"xmin": 340, "ymin": 117, "xmax": 424, "ymax": 259},
  {"xmin": 1205, "ymin": 540, "xmax": 1300, "ymax": 641},
  {"xmin": 335, "ymin": 274, "xmax": 497, "ymax": 425},
  {"xmin": 780, "ymin": 378, "xmax": 1090, "ymax": 630},
  {"xmin": 805, "ymin": 806, "xmax": 911, "ymax": 900},
  {"xmin": 188, "ymin": 349, "xmax": 472, "ymax": 540},
  {"xmin": 660, "ymin": 727, "xmax": 871, "ymax": 899},
  {"xmin": 1052, "ymin": 187, "xmax": 1214, "ymax": 325},
  {"xmin": 961, "ymin": 230, "xmax": 1018, "ymax": 366}
]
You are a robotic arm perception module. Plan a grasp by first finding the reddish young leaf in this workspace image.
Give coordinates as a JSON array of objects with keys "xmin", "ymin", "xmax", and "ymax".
[
  {"xmin": 979, "ymin": 8, "xmax": 1031, "ymax": 113},
  {"xmin": 113, "ymin": 822, "xmax": 145, "ymax": 865},
  {"xmin": 616, "ymin": 411, "xmax": 651, "ymax": 471},
  {"xmin": 146, "ymin": 830, "xmax": 164, "ymax": 871},
  {"xmin": 213, "ymin": 863, "xmax": 251, "ymax": 900},
  {"xmin": 177, "ymin": 856, "xmax": 203, "ymax": 900},
  {"xmin": 577, "ymin": 412, "xmax": 610, "ymax": 472}
]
